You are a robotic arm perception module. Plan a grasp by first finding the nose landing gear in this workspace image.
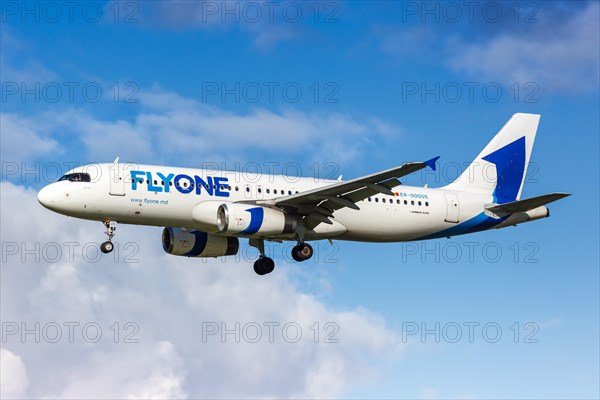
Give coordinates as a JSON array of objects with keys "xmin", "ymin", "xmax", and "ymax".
[{"xmin": 100, "ymin": 221, "xmax": 117, "ymax": 254}]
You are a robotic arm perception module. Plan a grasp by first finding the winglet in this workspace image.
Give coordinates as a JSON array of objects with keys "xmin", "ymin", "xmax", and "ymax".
[{"xmin": 424, "ymin": 156, "xmax": 440, "ymax": 171}]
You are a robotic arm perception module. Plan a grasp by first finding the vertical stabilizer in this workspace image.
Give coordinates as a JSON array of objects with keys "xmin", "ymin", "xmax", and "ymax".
[{"xmin": 444, "ymin": 113, "xmax": 540, "ymax": 203}]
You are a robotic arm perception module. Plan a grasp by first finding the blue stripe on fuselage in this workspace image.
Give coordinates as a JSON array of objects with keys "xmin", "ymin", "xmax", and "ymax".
[{"xmin": 416, "ymin": 212, "xmax": 508, "ymax": 240}]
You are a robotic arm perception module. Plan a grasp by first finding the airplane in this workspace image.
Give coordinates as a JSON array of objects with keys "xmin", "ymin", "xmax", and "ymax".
[{"xmin": 37, "ymin": 113, "xmax": 570, "ymax": 275}]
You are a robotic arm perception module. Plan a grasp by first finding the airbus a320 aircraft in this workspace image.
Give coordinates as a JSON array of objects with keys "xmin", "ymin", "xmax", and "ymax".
[{"xmin": 38, "ymin": 113, "xmax": 569, "ymax": 275}]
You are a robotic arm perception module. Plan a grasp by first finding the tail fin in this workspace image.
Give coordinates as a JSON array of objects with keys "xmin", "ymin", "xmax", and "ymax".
[{"xmin": 444, "ymin": 113, "xmax": 540, "ymax": 204}]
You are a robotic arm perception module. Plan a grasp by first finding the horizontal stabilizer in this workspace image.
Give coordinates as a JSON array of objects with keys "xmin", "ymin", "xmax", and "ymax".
[{"xmin": 485, "ymin": 192, "xmax": 570, "ymax": 216}]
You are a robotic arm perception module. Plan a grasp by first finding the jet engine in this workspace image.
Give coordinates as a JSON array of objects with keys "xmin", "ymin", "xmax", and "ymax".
[
  {"xmin": 216, "ymin": 203, "xmax": 296, "ymax": 236},
  {"xmin": 192, "ymin": 201, "xmax": 296, "ymax": 236},
  {"xmin": 162, "ymin": 227, "xmax": 239, "ymax": 257}
]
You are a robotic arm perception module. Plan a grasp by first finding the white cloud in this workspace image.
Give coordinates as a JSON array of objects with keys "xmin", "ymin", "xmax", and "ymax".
[
  {"xmin": 1, "ymin": 182, "xmax": 403, "ymax": 398},
  {"xmin": 419, "ymin": 387, "xmax": 438, "ymax": 399},
  {"xmin": 0, "ymin": 113, "xmax": 63, "ymax": 162},
  {"xmin": 2, "ymin": 90, "xmax": 398, "ymax": 169},
  {"xmin": 374, "ymin": 3, "xmax": 599, "ymax": 95},
  {"xmin": 0, "ymin": 348, "xmax": 29, "ymax": 399},
  {"xmin": 57, "ymin": 341, "xmax": 188, "ymax": 399},
  {"xmin": 446, "ymin": 2, "xmax": 600, "ymax": 93}
]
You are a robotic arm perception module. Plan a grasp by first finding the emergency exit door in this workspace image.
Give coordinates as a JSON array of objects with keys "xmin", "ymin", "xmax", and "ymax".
[{"xmin": 444, "ymin": 193, "xmax": 459, "ymax": 223}]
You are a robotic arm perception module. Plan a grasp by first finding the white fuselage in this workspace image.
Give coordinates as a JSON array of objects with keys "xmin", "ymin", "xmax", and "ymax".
[{"xmin": 37, "ymin": 163, "xmax": 520, "ymax": 243}]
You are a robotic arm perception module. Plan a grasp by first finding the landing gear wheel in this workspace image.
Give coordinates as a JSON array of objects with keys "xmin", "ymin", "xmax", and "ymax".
[
  {"xmin": 253, "ymin": 257, "xmax": 275, "ymax": 275},
  {"xmin": 291, "ymin": 249, "xmax": 303, "ymax": 262},
  {"xmin": 100, "ymin": 221, "xmax": 117, "ymax": 254},
  {"xmin": 292, "ymin": 242, "xmax": 313, "ymax": 262},
  {"xmin": 100, "ymin": 241, "xmax": 114, "ymax": 254}
]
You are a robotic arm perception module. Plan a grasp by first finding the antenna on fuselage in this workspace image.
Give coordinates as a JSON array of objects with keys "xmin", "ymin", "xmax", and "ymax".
[{"xmin": 113, "ymin": 157, "xmax": 119, "ymax": 163}]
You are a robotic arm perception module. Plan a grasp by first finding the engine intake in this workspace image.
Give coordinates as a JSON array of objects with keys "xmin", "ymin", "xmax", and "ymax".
[{"xmin": 162, "ymin": 227, "xmax": 239, "ymax": 257}]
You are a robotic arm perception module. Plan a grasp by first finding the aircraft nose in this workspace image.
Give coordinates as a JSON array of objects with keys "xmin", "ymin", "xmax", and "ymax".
[{"xmin": 38, "ymin": 185, "xmax": 57, "ymax": 209}]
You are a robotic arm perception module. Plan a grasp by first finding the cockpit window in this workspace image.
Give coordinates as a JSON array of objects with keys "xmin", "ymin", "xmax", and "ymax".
[{"xmin": 58, "ymin": 173, "xmax": 91, "ymax": 182}]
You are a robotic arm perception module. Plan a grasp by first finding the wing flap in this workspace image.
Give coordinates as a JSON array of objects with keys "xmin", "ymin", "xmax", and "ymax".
[{"xmin": 258, "ymin": 158, "xmax": 438, "ymax": 211}]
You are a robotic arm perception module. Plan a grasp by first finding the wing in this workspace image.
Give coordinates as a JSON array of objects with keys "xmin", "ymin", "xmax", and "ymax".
[{"xmin": 255, "ymin": 156, "xmax": 440, "ymax": 228}]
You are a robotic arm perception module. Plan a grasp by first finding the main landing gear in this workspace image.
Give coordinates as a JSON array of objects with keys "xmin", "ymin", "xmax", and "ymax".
[
  {"xmin": 291, "ymin": 225, "xmax": 313, "ymax": 262},
  {"xmin": 249, "ymin": 239, "xmax": 315, "ymax": 276},
  {"xmin": 249, "ymin": 238, "xmax": 275, "ymax": 276},
  {"xmin": 100, "ymin": 220, "xmax": 117, "ymax": 254},
  {"xmin": 292, "ymin": 242, "xmax": 313, "ymax": 262}
]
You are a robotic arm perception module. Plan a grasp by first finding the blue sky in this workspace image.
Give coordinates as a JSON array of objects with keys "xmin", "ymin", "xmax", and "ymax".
[{"xmin": 1, "ymin": 1, "xmax": 599, "ymax": 398}]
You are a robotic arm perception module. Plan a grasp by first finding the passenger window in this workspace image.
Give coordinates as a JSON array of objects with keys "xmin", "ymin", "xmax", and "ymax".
[
  {"xmin": 397, "ymin": 199, "xmax": 400, "ymax": 204},
  {"xmin": 266, "ymin": 189, "xmax": 270, "ymax": 194},
  {"xmin": 404, "ymin": 200, "xmax": 407, "ymax": 205},
  {"xmin": 425, "ymin": 201, "xmax": 429, "ymax": 206},
  {"xmin": 411, "ymin": 200, "xmax": 414, "ymax": 205},
  {"xmin": 418, "ymin": 201, "xmax": 422, "ymax": 206},
  {"xmin": 375, "ymin": 198, "xmax": 379, "ymax": 203}
]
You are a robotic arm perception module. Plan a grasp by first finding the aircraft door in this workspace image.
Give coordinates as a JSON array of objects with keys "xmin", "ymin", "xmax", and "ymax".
[
  {"xmin": 444, "ymin": 193, "xmax": 459, "ymax": 223},
  {"xmin": 109, "ymin": 163, "xmax": 125, "ymax": 196}
]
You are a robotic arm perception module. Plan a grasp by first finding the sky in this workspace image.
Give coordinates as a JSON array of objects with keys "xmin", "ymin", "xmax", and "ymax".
[{"xmin": 1, "ymin": 1, "xmax": 599, "ymax": 398}]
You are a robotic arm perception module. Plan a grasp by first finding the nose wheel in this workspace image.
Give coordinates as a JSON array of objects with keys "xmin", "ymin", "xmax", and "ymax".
[
  {"xmin": 100, "ymin": 241, "xmax": 114, "ymax": 254},
  {"xmin": 100, "ymin": 221, "xmax": 117, "ymax": 254},
  {"xmin": 292, "ymin": 242, "xmax": 313, "ymax": 262}
]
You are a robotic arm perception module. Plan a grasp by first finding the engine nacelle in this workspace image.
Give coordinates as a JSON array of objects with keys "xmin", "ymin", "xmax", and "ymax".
[
  {"xmin": 216, "ymin": 203, "xmax": 296, "ymax": 236},
  {"xmin": 191, "ymin": 201, "xmax": 223, "ymax": 232},
  {"xmin": 162, "ymin": 227, "xmax": 239, "ymax": 257}
]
